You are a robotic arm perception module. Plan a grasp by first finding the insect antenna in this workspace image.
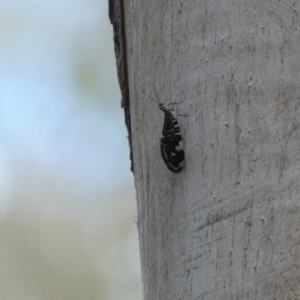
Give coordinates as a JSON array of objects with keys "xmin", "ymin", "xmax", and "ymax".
[
  {"xmin": 153, "ymin": 84, "xmax": 162, "ymax": 105},
  {"xmin": 141, "ymin": 90, "xmax": 161, "ymax": 105}
]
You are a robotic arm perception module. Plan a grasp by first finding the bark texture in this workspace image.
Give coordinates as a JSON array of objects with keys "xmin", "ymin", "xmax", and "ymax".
[
  {"xmin": 109, "ymin": 0, "xmax": 133, "ymax": 172},
  {"xmin": 119, "ymin": 0, "xmax": 300, "ymax": 299}
]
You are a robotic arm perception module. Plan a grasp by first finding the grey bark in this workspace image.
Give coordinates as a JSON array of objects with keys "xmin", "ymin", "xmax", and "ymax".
[{"xmin": 116, "ymin": 0, "xmax": 300, "ymax": 299}]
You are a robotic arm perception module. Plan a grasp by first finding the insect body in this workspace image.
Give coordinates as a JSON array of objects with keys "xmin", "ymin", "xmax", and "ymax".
[{"xmin": 142, "ymin": 90, "xmax": 185, "ymax": 173}]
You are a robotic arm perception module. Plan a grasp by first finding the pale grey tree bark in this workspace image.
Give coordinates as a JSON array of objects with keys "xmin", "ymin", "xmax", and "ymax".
[{"xmin": 112, "ymin": 0, "xmax": 300, "ymax": 299}]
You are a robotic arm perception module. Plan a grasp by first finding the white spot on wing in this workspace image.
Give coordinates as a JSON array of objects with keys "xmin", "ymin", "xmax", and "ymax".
[
  {"xmin": 175, "ymin": 141, "xmax": 184, "ymax": 151},
  {"xmin": 179, "ymin": 160, "xmax": 185, "ymax": 168}
]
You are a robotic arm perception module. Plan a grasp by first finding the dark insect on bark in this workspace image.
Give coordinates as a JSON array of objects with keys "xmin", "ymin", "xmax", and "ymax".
[{"xmin": 142, "ymin": 90, "xmax": 185, "ymax": 173}]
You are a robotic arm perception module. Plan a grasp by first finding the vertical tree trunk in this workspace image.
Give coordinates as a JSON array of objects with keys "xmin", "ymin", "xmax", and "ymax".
[{"xmin": 111, "ymin": 0, "xmax": 300, "ymax": 299}]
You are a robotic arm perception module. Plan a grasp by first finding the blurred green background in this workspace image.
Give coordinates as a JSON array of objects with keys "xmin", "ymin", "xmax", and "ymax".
[{"xmin": 0, "ymin": 0, "xmax": 141, "ymax": 299}]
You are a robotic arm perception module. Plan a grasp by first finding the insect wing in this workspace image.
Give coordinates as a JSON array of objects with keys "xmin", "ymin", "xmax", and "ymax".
[{"xmin": 160, "ymin": 112, "xmax": 185, "ymax": 173}]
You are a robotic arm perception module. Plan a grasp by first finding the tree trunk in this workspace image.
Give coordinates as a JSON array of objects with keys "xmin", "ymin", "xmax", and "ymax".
[{"xmin": 111, "ymin": 0, "xmax": 300, "ymax": 299}]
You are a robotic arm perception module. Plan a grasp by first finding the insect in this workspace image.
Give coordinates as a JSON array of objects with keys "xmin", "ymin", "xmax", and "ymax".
[{"xmin": 142, "ymin": 89, "xmax": 185, "ymax": 173}]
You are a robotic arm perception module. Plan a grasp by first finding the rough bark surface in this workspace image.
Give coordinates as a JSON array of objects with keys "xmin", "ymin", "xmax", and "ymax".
[
  {"xmin": 109, "ymin": 0, "xmax": 134, "ymax": 172},
  {"xmin": 117, "ymin": 0, "xmax": 300, "ymax": 299}
]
